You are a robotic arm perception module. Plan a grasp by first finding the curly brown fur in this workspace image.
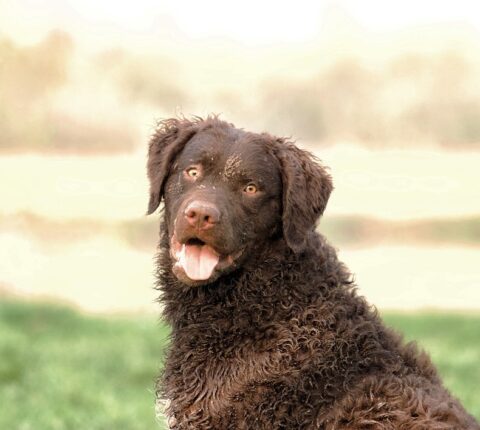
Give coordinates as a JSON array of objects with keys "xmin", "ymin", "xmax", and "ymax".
[{"xmin": 147, "ymin": 116, "xmax": 479, "ymax": 429}]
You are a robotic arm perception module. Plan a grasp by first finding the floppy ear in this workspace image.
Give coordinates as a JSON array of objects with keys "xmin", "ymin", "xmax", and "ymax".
[
  {"xmin": 274, "ymin": 139, "xmax": 333, "ymax": 253},
  {"xmin": 146, "ymin": 118, "xmax": 199, "ymax": 215}
]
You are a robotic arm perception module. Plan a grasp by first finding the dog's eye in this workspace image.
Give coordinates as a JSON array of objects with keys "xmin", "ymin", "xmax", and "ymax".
[
  {"xmin": 185, "ymin": 167, "xmax": 200, "ymax": 179},
  {"xmin": 244, "ymin": 183, "xmax": 258, "ymax": 194}
]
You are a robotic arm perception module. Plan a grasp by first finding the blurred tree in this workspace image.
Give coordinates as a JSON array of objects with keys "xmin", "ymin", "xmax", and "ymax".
[
  {"xmin": 259, "ymin": 60, "xmax": 378, "ymax": 143},
  {"xmin": 95, "ymin": 49, "xmax": 187, "ymax": 110},
  {"xmin": 0, "ymin": 31, "xmax": 73, "ymax": 151},
  {"xmin": 0, "ymin": 30, "xmax": 73, "ymax": 102},
  {"xmin": 0, "ymin": 33, "xmax": 136, "ymax": 154},
  {"xmin": 260, "ymin": 79, "xmax": 326, "ymax": 141},
  {"xmin": 392, "ymin": 53, "xmax": 480, "ymax": 147},
  {"xmin": 257, "ymin": 54, "xmax": 480, "ymax": 148}
]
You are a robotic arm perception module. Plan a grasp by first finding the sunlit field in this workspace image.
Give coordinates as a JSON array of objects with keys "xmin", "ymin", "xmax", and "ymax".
[
  {"xmin": 2, "ymin": 230, "xmax": 480, "ymax": 313},
  {"xmin": 1, "ymin": 148, "xmax": 479, "ymax": 312},
  {"xmin": 2, "ymin": 146, "xmax": 480, "ymax": 220}
]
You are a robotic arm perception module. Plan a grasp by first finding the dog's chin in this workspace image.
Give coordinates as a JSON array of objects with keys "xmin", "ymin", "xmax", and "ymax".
[
  {"xmin": 170, "ymin": 236, "xmax": 243, "ymax": 287},
  {"xmin": 172, "ymin": 264, "xmax": 223, "ymax": 287}
]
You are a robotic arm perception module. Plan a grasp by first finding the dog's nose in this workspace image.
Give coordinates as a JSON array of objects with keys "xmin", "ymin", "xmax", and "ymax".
[{"xmin": 184, "ymin": 202, "xmax": 220, "ymax": 230}]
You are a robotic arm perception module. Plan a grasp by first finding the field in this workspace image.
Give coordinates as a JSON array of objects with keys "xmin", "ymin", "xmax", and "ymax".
[{"xmin": 0, "ymin": 300, "xmax": 479, "ymax": 429}]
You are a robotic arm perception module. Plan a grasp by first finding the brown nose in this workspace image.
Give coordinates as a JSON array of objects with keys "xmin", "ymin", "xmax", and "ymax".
[{"xmin": 184, "ymin": 202, "xmax": 220, "ymax": 230}]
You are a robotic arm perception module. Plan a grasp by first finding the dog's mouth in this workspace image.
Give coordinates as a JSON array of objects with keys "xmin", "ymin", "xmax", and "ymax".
[{"xmin": 170, "ymin": 236, "xmax": 242, "ymax": 283}]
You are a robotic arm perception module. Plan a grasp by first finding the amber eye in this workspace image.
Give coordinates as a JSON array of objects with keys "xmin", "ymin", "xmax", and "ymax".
[
  {"xmin": 244, "ymin": 183, "xmax": 258, "ymax": 194},
  {"xmin": 185, "ymin": 167, "xmax": 200, "ymax": 179}
]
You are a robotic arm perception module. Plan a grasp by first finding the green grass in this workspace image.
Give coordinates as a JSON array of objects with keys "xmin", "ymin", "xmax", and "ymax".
[
  {"xmin": 0, "ymin": 300, "xmax": 479, "ymax": 429},
  {"xmin": 383, "ymin": 312, "xmax": 480, "ymax": 420},
  {"xmin": 0, "ymin": 300, "xmax": 169, "ymax": 430}
]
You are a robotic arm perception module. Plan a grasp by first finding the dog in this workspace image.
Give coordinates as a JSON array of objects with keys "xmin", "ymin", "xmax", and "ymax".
[{"xmin": 147, "ymin": 116, "xmax": 479, "ymax": 429}]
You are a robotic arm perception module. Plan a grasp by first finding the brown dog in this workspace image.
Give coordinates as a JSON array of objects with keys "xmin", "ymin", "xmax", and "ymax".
[{"xmin": 147, "ymin": 116, "xmax": 479, "ymax": 429}]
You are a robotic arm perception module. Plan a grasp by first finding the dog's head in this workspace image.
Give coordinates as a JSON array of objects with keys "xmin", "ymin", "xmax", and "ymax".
[{"xmin": 147, "ymin": 117, "xmax": 332, "ymax": 286}]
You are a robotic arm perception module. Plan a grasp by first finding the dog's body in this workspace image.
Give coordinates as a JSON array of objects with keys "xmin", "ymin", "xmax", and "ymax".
[{"xmin": 147, "ymin": 117, "xmax": 479, "ymax": 429}]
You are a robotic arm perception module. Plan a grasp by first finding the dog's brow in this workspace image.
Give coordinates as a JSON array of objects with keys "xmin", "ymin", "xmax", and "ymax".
[{"xmin": 222, "ymin": 154, "xmax": 242, "ymax": 179}]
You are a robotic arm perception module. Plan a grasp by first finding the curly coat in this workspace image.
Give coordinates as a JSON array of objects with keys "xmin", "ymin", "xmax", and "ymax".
[{"xmin": 147, "ymin": 117, "xmax": 479, "ymax": 429}]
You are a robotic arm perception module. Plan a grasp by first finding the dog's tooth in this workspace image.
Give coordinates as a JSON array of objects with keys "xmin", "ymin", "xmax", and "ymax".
[
  {"xmin": 178, "ymin": 244, "xmax": 186, "ymax": 268},
  {"xmin": 177, "ymin": 244, "xmax": 184, "ymax": 259}
]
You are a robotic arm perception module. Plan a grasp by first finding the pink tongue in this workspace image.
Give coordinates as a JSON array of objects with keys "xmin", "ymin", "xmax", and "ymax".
[{"xmin": 181, "ymin": 243, "xmax": 219, "ymax": 280}]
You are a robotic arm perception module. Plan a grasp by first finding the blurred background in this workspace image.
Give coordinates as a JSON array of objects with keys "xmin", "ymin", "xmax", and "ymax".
[{"xmin": 0, "ymin": 1, "xmax": 479, "ymax": 428}]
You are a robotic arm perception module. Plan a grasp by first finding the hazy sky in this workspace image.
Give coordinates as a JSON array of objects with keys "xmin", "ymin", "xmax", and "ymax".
[{"xmin": 2, "ymin": 0, "xmax": 480, "ymax": 47}]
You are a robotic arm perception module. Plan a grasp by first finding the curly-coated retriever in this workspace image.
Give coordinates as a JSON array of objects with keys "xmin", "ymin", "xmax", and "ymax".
[{"xmin": 146, "ymin": 116, "xmax": 479, "ymax": 429}]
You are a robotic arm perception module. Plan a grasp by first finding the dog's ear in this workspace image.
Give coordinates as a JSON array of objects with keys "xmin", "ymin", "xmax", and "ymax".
[
  {"xmin": 146, "ymin": 118, "xmax": 199, "ymax": 215},
  {"xmin": 273, "ymin": 139, "xmax": 333, "ymax": 253}
]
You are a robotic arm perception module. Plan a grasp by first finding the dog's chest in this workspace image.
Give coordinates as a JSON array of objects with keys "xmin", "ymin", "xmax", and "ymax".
[
  {"xmin": 161, "ymin": 292, "xmax": 337, "ymax": 428},
  {"xmin": 164, "ymin": 343, "xmax": 266, "ymax": 425},
  {"xmin": 162, "ymin": 325, "xmax": 309, "ymax": 429}
]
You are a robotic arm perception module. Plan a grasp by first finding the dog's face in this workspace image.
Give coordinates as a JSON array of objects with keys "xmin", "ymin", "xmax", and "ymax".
[
  {"xmin": 147, "ymin": 117, "xmax": 333, "ymax": 286},
  {"xmin": 163, "ymin": 127, "xmax": 283, "ymax": 284}
]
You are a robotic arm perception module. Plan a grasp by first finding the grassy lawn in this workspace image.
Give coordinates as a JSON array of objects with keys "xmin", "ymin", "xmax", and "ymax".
[
  {"xmin": 383, "ymin": 312, "xmax": 480, "ymax": 420},
  {"xmin": 0, "ymin": 300, "xmax": 479, "ymax": 429},
  {"xmin": 0, "ymin": 300, "xmax": 169, "ymax": 430}
]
